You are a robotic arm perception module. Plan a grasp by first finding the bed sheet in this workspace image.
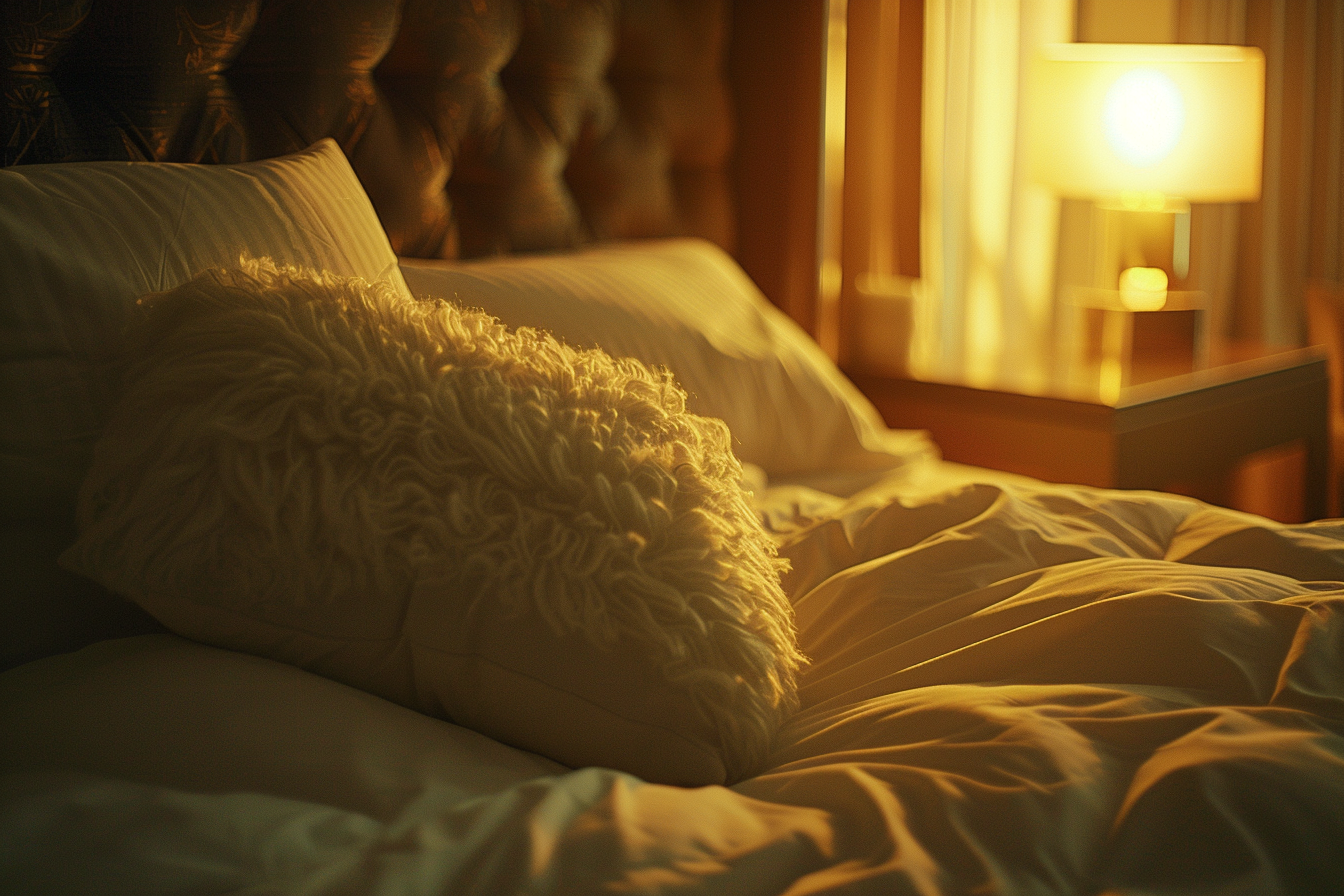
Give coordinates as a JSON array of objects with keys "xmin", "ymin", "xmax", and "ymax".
[{"xmin": 4, "ymin": 463, "xmax": 1344, "ymax": 895}]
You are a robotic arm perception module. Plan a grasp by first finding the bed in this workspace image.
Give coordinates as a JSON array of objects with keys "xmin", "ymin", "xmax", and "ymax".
[{"xmin": 3, "ymin": 2, "xmax": 1344, "ymax": 894}]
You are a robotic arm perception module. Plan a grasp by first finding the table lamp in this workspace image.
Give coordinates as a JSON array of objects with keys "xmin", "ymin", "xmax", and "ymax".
[{"xmin": 1026, "ymin": 43, "xmax": 1265, "ymax": 396}]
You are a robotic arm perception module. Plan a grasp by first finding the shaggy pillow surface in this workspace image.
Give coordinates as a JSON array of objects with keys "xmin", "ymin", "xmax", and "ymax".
[{"xmin": 61, "ymin": 259, "xmax": 803, "ymax": 785}]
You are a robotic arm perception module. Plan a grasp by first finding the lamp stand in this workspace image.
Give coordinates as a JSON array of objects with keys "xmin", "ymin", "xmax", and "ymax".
[{"xmin": 1071, "ymin": 200, "xmax": 1209, "ymax": 401}]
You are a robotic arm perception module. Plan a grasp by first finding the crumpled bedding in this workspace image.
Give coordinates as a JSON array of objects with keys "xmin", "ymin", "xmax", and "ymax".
[{"xmin": 4, "ymin": 467, "xmax": 1344, "ymax": 895}]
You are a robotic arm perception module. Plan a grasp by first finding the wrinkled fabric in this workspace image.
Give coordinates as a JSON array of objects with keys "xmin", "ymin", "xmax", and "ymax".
[{"xmin": 4, "ymin": 469, "xmax": 1343, "ymax": 894}]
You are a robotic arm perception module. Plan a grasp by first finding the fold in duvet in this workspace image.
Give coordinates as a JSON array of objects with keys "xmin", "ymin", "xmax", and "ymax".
[{"xmin": 4, "ymin": 474, "xmax": 1343, "ymax": 894}]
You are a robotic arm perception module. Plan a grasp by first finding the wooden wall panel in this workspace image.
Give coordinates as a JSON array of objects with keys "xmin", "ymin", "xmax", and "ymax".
[{"xmin": 728, "ymin": 0, "xmax": 828, "ymax": 335}]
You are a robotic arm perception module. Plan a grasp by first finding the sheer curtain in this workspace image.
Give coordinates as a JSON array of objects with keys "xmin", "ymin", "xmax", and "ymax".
[
  {"xmin": 915, "ymin": 0, "xmax": 1074, "ymax": 390},
  {"xmin": 1220, "ymin": 0, "xmax": 1344, "ymax": 346},
  {"xmin": 1161, "ymin": 0, "xmax": 1343, "ymax": 354}
]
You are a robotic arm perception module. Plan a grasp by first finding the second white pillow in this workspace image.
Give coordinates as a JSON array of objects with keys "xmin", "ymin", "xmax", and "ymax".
[{"xmin": 399, "ymin": 240, "xmax": 933, "ymax": 485}]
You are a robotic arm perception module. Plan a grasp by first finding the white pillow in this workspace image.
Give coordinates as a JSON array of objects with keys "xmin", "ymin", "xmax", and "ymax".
[
  {"xmin": 398, "ymin": 240, "xmax": 934, "ymax": 484},
  {"xmin": 1, "ymin": 138, "xmax": 407, "ymax": 522},
  {"xmin": 0, "ymin": 634, "xmax": 565, "ymax": 820},
  {"xmin": 0, "ymin": 139, "xmax": 407, "ymax": 666}
]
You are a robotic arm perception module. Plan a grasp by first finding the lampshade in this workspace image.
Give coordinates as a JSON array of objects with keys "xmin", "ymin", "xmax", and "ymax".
[{"xmin": 1027, "ymin": 43, "xmax": 1265, "ymax": 201}]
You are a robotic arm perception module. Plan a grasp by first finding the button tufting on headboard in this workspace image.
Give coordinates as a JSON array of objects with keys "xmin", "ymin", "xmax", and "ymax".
[{"xmin": 1, "ymin": 0, "xmax": 734, "ymax": 260}]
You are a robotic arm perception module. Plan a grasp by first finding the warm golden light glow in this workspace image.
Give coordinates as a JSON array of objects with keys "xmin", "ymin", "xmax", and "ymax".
[
  {"xmin": 1118, "ymin": 266, "xmax": 1168, "ymax": 310},
  {"xmin": 1104, "ymin": 68, "xmax": 1184, "ymax": 166},
  {"xmin": 1028, "ymin": 42, "xmax": 1263, "ymax": 400},
  {"xmin": 1027, "ymin": 43, "xmax": 1265, "ymax": 201}
]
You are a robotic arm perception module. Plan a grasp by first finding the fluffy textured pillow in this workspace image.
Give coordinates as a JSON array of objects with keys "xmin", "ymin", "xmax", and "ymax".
[
  {"xmin": 61, "ymin": 259, "xmax": 804, "ymax": 786},
  {"xmin": 1, "ymin": 139, "xmax": 408, "ymax": 669},
  {"xmin": 398, "ymin": 240, "xmax": 934, "ymax": 485}
]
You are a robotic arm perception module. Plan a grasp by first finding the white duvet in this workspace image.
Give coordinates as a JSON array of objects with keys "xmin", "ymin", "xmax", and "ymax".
[{"xmin": 5, "ymin": 464, "xmax": 1344, "ymax": 895}]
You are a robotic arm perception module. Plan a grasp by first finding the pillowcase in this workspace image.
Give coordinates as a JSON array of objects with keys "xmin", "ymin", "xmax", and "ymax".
[
  {"xmin": 1, "ymin": 634, "xmax": 565, "ymax": 821},
  {"xmin": 398, "ymin": 240, "xmax": 934, "ymax": 484},
  {"xmin": 1, "ymin": 139, "xmax": 408, "ymax": 668},
  {"xmin": 0, "ymin": 138, "xmax": 407, "ymax": 523},
  {"xmin": 60, "ymin": 258, "xmax": 805, "ymax": 787}
]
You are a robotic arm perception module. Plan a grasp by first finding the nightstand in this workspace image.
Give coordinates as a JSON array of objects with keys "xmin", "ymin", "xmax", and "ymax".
[{"xmin": 849, "ymin": 346, "xmax": 1330, "ymax": 522}]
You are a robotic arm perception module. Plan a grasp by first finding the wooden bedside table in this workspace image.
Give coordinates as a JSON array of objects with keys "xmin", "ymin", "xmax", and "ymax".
[{"xmin": 849, "ymin": 346, "xmax": 1330, "ymax": 521}]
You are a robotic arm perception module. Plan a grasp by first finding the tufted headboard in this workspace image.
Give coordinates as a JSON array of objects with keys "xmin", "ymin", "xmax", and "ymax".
[{"xmin": 2, "ymin": 0, "xmax": 828, "ymax": 323}]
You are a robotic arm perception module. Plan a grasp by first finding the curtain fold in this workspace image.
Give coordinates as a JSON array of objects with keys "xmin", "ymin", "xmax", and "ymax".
[
  {"xmin": 916, "ymin": 0, "xmax": 1074, "ymax": 390},
  {"xmin": 1216, "ymin": 0, "xmax": 1344, "ymax": 348}
]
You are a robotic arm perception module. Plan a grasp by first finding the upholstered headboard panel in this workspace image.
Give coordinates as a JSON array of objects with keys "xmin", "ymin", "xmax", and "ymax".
[{"xmin": 3, "ymin": 0, "xmax": 735, "ymax": 259}]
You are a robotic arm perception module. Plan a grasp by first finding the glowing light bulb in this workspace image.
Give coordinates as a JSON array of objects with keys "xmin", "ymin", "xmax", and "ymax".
[
  {"xmin": 1104, "ymin": 68, "xmax": 1185, "ymax": 167},
  {"xmin": 1118, "ymin": 266, "xmax": 1169, "ymax": 311}
]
